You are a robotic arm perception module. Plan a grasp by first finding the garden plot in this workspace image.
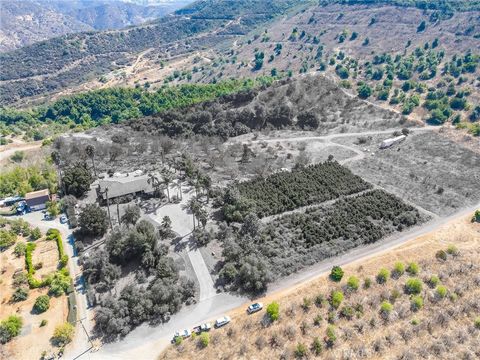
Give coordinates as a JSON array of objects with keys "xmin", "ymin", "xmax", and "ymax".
[
  {"xmin": 0, "ymin": 235, "xmax": 68, "ymax": 360},
  {"xmin": 332, "ymin": 131, "xmax": 480, "ymax": 216}
]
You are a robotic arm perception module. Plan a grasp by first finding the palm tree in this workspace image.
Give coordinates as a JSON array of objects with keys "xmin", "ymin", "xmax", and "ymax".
[
  {"xmin": 51, "ymin": 150, "xmax": 65, "ymax": 195},
  {"xmin": 147, "ymin": 173, "xmax": 162, "ymax": 198},
  {"xmin": 85, "ymin": 145, "xmax": 97, "ymax": 177},
  {"xmin": 161, "ymin": 170, "xmax": 174, "ymax": 202},
  {"xmin": 187, "ymin": 197, "xmax": 200, "ymax": 230}
]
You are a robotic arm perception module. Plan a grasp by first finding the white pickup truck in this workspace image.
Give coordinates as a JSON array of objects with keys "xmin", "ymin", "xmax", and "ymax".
[{"xmin": 215, "ymin": 315, "xmax": 231, "ymax": 328}]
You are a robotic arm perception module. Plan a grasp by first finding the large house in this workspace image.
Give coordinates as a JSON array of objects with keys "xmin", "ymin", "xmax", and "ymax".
[
  {"xmin": 97, "ymin": 172, "xmax": 155, "ymax": 202},
  {"xmin": 25, "ymin": 189, "xmax": 50, "ymax": 211}
]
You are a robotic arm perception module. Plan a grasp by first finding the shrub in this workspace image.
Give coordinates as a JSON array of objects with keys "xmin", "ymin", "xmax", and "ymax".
[
  {"xmin": 380, "ymin": 301, "xmax": 393, "ymax": 317},
  {"xmin": 311, "ymin": 337, "xmax": 323, "ymax": 355},
  {"xmin": 411, "ymin": 318, "xmax": 420, "ymax": 325},
  {"xmin": 330, "ymin": 266, "xmax": 344, "ymax": 282},
  {"xmin": 435, "ymin": 250, "xmax": 447, "ymax": 261},
  {"xmin": 199, "ymin": 332, "xmax": 209, "ymax": 348},
  {"xmin": 267, "ymin": 302, "xmax": 280, "ymax": 321},
  {"xmin": 340, "ymin": 306, "xmax": 354, "ymax": 320},
  {"xmin": 392, "ymin": 262, "xmax": 405, "ymax": 278},
  {"xmin": 313, "ymin": 314, "xmax": 323, "ymax": 326},
  {"xmin": 51, "ymin": 322, "xmax": 74, "ymax": 346},
  {"xmin": 406, "ymin": 262, "xmax": 419, "ymax": 275},
  {"xmin": 376, "ymin": 268, "xmax": 390, "ymax": 284},
  {"xmin": 295, "ymin": 343, "xmax": 307, "ymax": 358},
  {"xmin": 410, "ymin": 295, "xmax": 423, "ymax": 311},
  {"xmin": 30, "ymin": 228, "xmax": 42, "ymax": 240},
  {"xmin": 390, "ymin": 288, "xmax": 401, "ymax": 303},
  {"xmin": 325, "ymin": 325, "xmax": 336, "ymax": 347},
  {"xmin": 347, "ymin": 276, "xmax": 359, "ymax": 291},
  {"xmin": 0, "ymin": 315, "xmax": 23, "ymax": 344},
  {"xmin": 315, "ymin": 294, "xmax": 325, "ymax": 307},
  {"xmin": 446, "ymin": 245, "xmax": 459, "ymax": 256},
  {"xmin": 330, "ymin": 291, "xmax": 344, "ymax": 309},
  {"xmin": 40, "ymin": 319, "xmax": 48, "ymax": 327},
  {"xmin": 302, "ymin": 297, "xmax": 312, "ymax": 312},
  {"xmin": 363, "ymin": 277, "xmax": 372, "ymax": 289},
  {"xmin": 12, "ymin": 287, "xmax": 28, "ymax": 302},
  {"xmin": 436, "ymin": 285, "xmax": 447, "ymax": 299},
  {"xmin": 174, "ymin": 336, "xmax": 183, "ymax": 346},
  {"xmin": 25, "ymin": 242, "xmax": 37, "ymax": 275},
  {"xmin": 428, "ymin": 275, "xmax": 440, "ymax": 288},
  {"xmin": 0, "ymin": 229, "xmax": 16, "ymax": 250},
  {"xmin": 474, "ymin": 317, "xmax": 480, "ymax": 329},
  {"xmin": 13, "ymin": 242, "xmax": 26, "ymax": 257},
  {"xmin": 405, "ymin": 278, "xmax": 423, "ymax": 295},
  {"xmin": 34, "ymin": 295, "xmax": 50, "ymax": 313}
]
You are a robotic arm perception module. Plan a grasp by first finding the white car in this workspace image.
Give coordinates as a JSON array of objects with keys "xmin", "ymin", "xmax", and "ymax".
[
  {"xmin": 215, "ymin": 316, "xmax": 231, "ymax": 328},
  {"xmin": 247, "ymin": 302, "xmax": 263, "ymax": 314},
  {"xmin": 173, "ymin": 329, "xmax": 191, "ymax": 339}
]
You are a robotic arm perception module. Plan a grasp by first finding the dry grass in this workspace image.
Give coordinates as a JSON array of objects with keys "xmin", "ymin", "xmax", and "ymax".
[
  {"xmin": 160, "ymin": 216, "xmax": 480, "ymax": 360},
  {"xmin": 0, "ymin": 235, "xmax": 68, "ymax": 360}
]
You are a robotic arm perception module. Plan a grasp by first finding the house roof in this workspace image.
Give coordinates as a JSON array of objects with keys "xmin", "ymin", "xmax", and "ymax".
[
  {"xmin": 25, "ymin": 189, "xmax": 50, "ymax": 206},
  {"xmin": 25, "ymin": 189, "xmax": 49, "ymax": 200},
  {"xmin": 98, "ymin": 173, "xmax": 155, "ymax": 199}
]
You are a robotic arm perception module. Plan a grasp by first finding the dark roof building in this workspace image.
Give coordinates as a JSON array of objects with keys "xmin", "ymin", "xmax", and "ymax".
[
  {"xmin": 25, "ymin": 189, "xmax": 50, "ymax": 211},
  {"xmin": 97, "ymin": 173, "xmax": 155, "ymax": 200}
]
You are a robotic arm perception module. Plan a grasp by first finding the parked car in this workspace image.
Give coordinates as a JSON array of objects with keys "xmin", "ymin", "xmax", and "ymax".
[
  {"xmin": 60, "ymin": 215, "xmax": 68, "ymax": 224},
  {"xmin": 193, "ymin": 323, "xmax": 211, "ymax": 334},
  {"xmin": 215, "ymin": 316, "xmax": 231, "ymax": 328},
  {"xmin": 43, "ymin": 213, "xmax": 53, "ymax": 221},
  {"xmin": 247, "ymin": 302, "xmax": 263, "ymax": 314},
  {"xmin": 173, "ymin": 329, "xmax": 191, "ymax": 340}
]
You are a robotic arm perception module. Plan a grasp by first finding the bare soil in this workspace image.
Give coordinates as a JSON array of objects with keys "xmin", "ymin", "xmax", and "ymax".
[
  {"xmin": 0, "ymin": 236, "xmax": 68, "ymax": 360},
  {"xmin": 333, "ymin": 130, "xmax": 480, "ymax": 216}
]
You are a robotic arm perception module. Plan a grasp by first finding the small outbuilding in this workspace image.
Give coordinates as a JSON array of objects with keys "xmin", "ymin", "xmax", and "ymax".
[{"xmin": 25, "ymin": 189, "xmax": 50, "ymax": 211}]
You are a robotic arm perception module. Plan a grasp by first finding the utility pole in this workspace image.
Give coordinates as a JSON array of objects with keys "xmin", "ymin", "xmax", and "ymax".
[{"xmin": 103, "ymin": 187, "xmax": 113, "ymax": 230}]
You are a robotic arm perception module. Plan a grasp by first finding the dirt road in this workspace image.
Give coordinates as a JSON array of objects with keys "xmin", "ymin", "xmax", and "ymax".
[{"xmin": 0, "ymin": 141, "xmax": 42, "ymax": 164}]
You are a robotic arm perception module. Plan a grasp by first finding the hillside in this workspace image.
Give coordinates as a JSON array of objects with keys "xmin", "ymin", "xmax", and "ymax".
[
  {"xmin": 160, "ymin": 214, "xmax": 480, "ymax": 360},
  {"xmin": 0, "ymin": 0, "xmax": 91, "ymax": 53},
  {"xmin": 0, "ymin": 0, "xmax": 310, "ymax": 106},
  {"xmin": 0, "ymin": 0, "xmax": 191, "ymax": 53}
]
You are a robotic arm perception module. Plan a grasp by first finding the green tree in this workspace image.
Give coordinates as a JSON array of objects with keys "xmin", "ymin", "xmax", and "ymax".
[
  {"xmin": 12, "ymin": 288, "xmax": 28, "ymax": 302},
  {"xmin": 330, "ymin": 290, "xmax": 344, "ymax": 309},
  {"xmin": 33, "ymin": 295, "xmax": 50, "ymax": 313},
  {"xmin": 329, "ymin": 266, "xmax": 344, "ymax": 282},
  {"xmin": 0, "ymin": 315, "xmax": 23, "ymax": 344},
  {"xmin": 410, "ymin": 295, "xmax": 423, "ymax": 311},
  {"xmin": 62, "ymin": 162, "xmax": 92, "ymax": 198},
  {"xmin": 46, "ymin": 201, "xmax": 60, "ymax": 218},
  {"xmin": 85, "ymin": 145, "xmax": 97, "ymax": 178},
  {"xmin": 417, "ymin": 21, "xmax": 426, "ymax": 32},
  {"xmin": 121, "ymin": 205, "xmax": 141, "ymax": 227},
  {"xmin": 405, "ymin": 278, "xmax": 423, "ymax": 295},
  {"xmin": 358, "ymin": 84, "xmax": 372, "ymax": 99},
  {"xmin": 0, "ymin": 229, "xmax": 16, "ymax": 250},
  {"xmin": 266, "ymin": 302, "xmax": 280, "ymax": 321},
  {"xmin": 78, "ymin": 204, "xmax": 108, "ymax": 237},
  {"xmin": 199, "ymin": 332, "xmax": 210, "ymax": 348},
  {"xmin": 346, "ymin": 276, "xmax": 359, "ymax": 291},
  {"xmin": 376, "ymin": 268, "xmax": 390, "ymax": 284}
]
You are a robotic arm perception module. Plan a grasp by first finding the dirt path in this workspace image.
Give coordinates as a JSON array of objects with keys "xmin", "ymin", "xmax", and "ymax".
[{"xmin": 0, "ymin": 141, "xmax": 42, "ymax": 164}]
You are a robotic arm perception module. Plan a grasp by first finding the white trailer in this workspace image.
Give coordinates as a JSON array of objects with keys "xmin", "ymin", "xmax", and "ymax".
[{"xmin": 380, "ymin": 135, "xmax": 406, "ymax": 149}]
